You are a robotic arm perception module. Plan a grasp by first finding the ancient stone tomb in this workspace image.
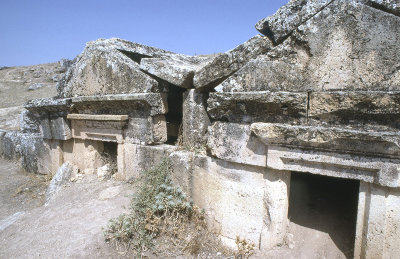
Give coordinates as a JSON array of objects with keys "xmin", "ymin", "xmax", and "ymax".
[{"xmin": 1, "ymin": 0, "xmax": 400, "ymax": 258}]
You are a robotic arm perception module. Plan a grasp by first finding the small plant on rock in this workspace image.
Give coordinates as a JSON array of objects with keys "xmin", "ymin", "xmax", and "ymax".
[
  {"xmin": 235, "ymin": 236, "xmax": 255, "ymax": 259},
  {"xmin": 104, "ymin": 158, "xmax": 215, "ymax": 257}
]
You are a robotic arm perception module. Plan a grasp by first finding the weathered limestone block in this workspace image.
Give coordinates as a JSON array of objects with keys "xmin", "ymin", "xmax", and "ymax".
[
  {"xmin": 182, "ymin": 89, "xmax": 210, "ymax": 147},
  {"xmin": 39, "ymin": 139, "xmax": 63, "ymax": 175},
  {"xmin": 355, "ymin": 182, "xmax": 400, "ymax": 258},
  {"xmin": 152, "ymin": 115, "xmax": 168, "ymax": 144},
  {"xmin": 220, "ymin": 1, "xmax": 400, "ymax": 92},
  {"xmin": 41, "ymin": 117, "xmax": 71, "ymax": 140},
  {"xmin": 125, "ymin": 116, "xmax": 167, "ymax": 145},
  {"xmin": 0, "ymin": 131, "xmax": 51, "ymax": 174},
  {"xmin": 0, "ymin": 130, "xmax": 6, "ymax": 157},
  {"xmin": 255, "ymin": 0, "xmax": 332, "ymax": 43},
  {"xmin": 25, "ymin": 97, "xmax": 71, "ymax": 111},
  {"xmin": 193, "ymin": 35, "xmax": 273, "ymax": 89},
  {"xmin": 251, "ymin": 122, "xmax": 400, "ymax": 157},
  {"xmin": 68, "ymin": 114, "xmax": 127, "ymax": 143},
  {"xmin": 215, "ymin": 56, "xmax": 307, "ymax": 92},
  {"xmin": 169, "ymin": 151, "xmax": 194, "ymax": 197},
  {"xmin": 120, "ymin": 143, "xmax": 177, "ymax": 180},
  {"xmin": 19, "ymin": 110, "xmax": 40, "ymax": 133},
  {"xmin": 207, "ymin": 122, "xmax": 267, "ymax": 167},
  {"xmin": 266, "ymin": 146, "xmax": 400, "ymax": 188},
  {"xmin": 260, "ymin": 170, "xmax": 291, "ymax": 250},
  {"xmin": 1, "ymin": 131, "xmax": 20, "ymax": 160},
  {"xmin": 308, "ymin": 91, "xmax": 400, "ymax": 130},
  {"xmin": 207, "ymin": 91, "xmax": 307, "ymax": 124},
  {"xmin": 71, "ymin": 93, "xmax": 168, "ymax": 116},
  {"xmin": 62, "ymin": 139, "xmax": 105, "ymax": 173},
  {"xmin": 57, "ymin": 38, "xmax": 163, "ymax": 97},
  {"xmin": 140, "ymin": 55, "xmax": 212, "ymax": 88},
  {"xmin": 24, "ymin": 97, "xmax": 72, "ymax": 140},
  {"xmin": 292, "ymin": 0, "xmax": 400, "ymax": 91},
  {"xmin": 192, "ymin": 156, "xmax": 290, "ymax": 249},
  {"xmin": 362, "ymin": 0, "xmax": 400, "ymax": 16}
]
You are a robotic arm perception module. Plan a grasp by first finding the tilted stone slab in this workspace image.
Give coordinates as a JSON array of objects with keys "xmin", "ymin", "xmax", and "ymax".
[
  {"xmin": 71, "ymin": 93, "xmax": 168, "ymax": 116},
  {"xmin": 207, "ymin": 91, "xmax": 307, "ymax": 124},
  {"xmin": 215, "ymin": 56, "xmax": 308, "ymax": 93},
  {"xmin": 225, "ymin": 1, "xmax": 400, "ymax": 92},
  {"xmin": 193, "ymin": 35, "xmax": 273, "ymax": 89},
  {"xmin": 57, "ymin": 38, "xmax": 165, "ymax": 98},
  {"xmin": 140, "ymin": 55, "xmax": 212, "ymax": 88},
  {"xmin": 207, "ymin": 122, "xmax": 267, "ymax": 167},
  {"xmin": 255, "ymin": 0, "xmax": 400, "ymax": 43},
  {"xmin": 266, "ymin": 146, "xmax": 400, "ymax": 188},
  {"xmin": 251, "ymin": 122, "xmax": 400, "ymax": 158},
  {"xmin": 255, "ymin": 0, "xmax": 333, "ymax": 43},
  {"xmin": 309, "ymin": 91, "xmax": 400, "ymax": 129}
]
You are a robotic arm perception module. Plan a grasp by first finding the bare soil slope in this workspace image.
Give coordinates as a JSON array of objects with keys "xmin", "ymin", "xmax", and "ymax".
[
  {"xmin": 0, "ymin": 62, "xmax": 67, "ymax": 130},
  {"xmin": 0, "ymin": 157, "xmax": 133, "ymax": 259}
]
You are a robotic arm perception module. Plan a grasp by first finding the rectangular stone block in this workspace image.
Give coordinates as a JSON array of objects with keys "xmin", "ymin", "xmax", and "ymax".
[
  {"xmin": 251, "ymin": 122, "xmax": 400, "ymax": 158},
  {"xmin": 266, "ymin": 146, "xmax": 400, "ymax": 188},
  {"xmin": 152, "ymin": 115, "xmax": 167, "ymax": 144},
  {"xmin": 309, "ymin": 91, "xmax": 400, "ymax": 130},
  {"xmin": 355, "ymin": 182, "xmax": 400, "ymax": 259},
  {"xmin": 37, "ymin": 139, "xmax": 63, "ymax": 175},
  {"xmin": 40, "ymin": 116, "xmax": 71, "ymax": 140},
  {"xmin": 208, "ymin": 91, "xmax": 307, "ymax": 124},
  {"xmin": 125, "ymin": 116, "xmax": 167, "ymax": 145},
  {"xmin": 182, "ymin": 89, "xmax": 210, "ymax": 147},
  {"xmin": 39, "ymin": 118, "xmax": 52, "ymax": 139},
  {"xmin": 70, "ymin": 119, "xmax": 125, "ymax": 143},
  {"xmin": 71, "ymin": 93, "xmax": 168, "ymax": 116},
  {"xmin": 121, "ymin": 143, "xmax": 176, "ymax": 180},
  {"xmin": 61, "ymin": 138, "xmax": 104, "ymax": 173},
  {"xmin": 49, "ymin": 117, "xmax": 71, "ymax": 140},
  {"xmin": 169, "ymin": 151, "xmax": 194, "ymax": 198},
  {"xmin": 0, "ymin": 130, "xmax": 6, "ymax": 156},
  {"xmin": 207, "ymin": 122, "xmax": 267, "ymax": 167},
  {"xmin": 191, "ymin": 155, "xmax": 289, "ymax": 249}
]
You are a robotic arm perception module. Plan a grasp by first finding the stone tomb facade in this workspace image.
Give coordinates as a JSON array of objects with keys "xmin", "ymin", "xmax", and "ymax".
[{"xmin": 1, "ymin": 0, "xmax": 400, "ymax": 258}]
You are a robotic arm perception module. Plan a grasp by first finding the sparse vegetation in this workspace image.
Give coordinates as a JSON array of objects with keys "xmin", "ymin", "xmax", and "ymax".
[
  {"xmin": 235, "ymin": 236, "xmax": 255, "ymax": 259},
  {"xmin": 104, "ymin": 158, "xmax": 226, "ymax": 257}
]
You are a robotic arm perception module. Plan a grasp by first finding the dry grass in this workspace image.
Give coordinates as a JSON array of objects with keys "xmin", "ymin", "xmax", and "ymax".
[{"xmin": 104, "ymin": 158, "xmax": 232, "ymax": 258}]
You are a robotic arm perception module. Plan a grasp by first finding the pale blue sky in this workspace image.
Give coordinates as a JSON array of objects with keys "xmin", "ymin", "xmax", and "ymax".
[{"xmin": 0, "ymin": 0, "xmax": 287, "ymax": 66}]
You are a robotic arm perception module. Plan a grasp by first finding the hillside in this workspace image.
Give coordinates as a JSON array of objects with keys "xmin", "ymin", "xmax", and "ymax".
[{"xmin": 0, "ymin": 60, "xmax": 70, "ymax": 130}]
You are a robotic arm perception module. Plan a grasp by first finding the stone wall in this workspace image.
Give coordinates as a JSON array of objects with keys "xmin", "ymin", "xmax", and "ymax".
[{"xmin": 2, "ymin": 0, "xmax": 400, "ymax": 258}]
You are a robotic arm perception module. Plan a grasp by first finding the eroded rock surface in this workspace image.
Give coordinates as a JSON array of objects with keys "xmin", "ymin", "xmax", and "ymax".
[
  {"xmin": 193, "ymin": 35, "xmax": 273, "ymax": 89},
  {"xmin": 255, "ymin": 0, "xmax": 333, "ymax": 43},
  {"xmin": 220, "ymin": 0, "xmax": 400, "ymax": 92},
  {"xmin": 57, "ymin": 38, "xmax": 163, "ymax": 97}
]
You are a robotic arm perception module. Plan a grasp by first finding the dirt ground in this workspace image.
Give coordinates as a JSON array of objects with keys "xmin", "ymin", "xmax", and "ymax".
[
  {"xmin": 0, "ymin": 156, "xmax": 357, "ymax": 259},
  {"xmin": 0, "ymin": 157, "xmax": 134, "ymax": 259}
]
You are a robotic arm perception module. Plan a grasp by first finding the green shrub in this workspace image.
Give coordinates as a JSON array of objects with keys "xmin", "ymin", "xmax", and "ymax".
[{"xmin": 104, "ymin": 158, "xmax": 205, "ymax": 256}]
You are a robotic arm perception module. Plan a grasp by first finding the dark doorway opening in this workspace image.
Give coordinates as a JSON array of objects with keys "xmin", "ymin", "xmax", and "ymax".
[
  {"xmin": 165, "ymin": 85, "xmax": 185, "ymax": 144},
  {"xmin": 101, "ymin": 141, "xmax": 118, "ymax": 175},
  {"xmin": 288, "ymin": 172, "xmax": 359, "ymax": 258}
]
